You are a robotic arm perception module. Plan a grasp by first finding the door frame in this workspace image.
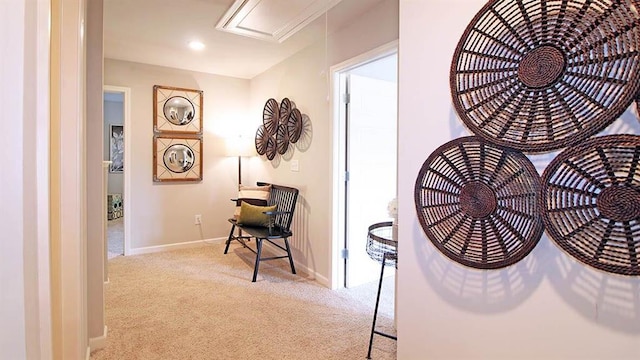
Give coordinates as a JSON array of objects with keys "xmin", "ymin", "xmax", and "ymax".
[
  {"xmin": 103, "ymin": 85, "xmax": 132, "ymax": 262},
  {"xmin": 329, "ymin": 40, "xmax": 398, "ymax": 289}
]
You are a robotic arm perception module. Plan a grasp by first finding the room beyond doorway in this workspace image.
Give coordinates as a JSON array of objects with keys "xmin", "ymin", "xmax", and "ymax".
[
  {"xmin": 103, "ymin": 86, "xmax": 132, "ymax": 278},
  {"xmin": 331, "ymin": 42, "xmax": 398, "ymax": 290}
]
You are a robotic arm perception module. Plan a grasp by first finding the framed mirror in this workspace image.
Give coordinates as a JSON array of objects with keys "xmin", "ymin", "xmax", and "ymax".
[
  {"xmin": 153, "ymin": 85, "xmax": 203, "ymax": 134},
  {"xmin": 153, "ymin": 134, "xmax": 202, "ymax": 182},
  {"xmin": 163, "ymin": 96, "xmax": 195, "ymax": 126}
]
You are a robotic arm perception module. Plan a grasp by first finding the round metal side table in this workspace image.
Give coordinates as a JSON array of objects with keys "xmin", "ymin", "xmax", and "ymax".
[{"xmin": 366, "ymin": 221, "xmax": 397, "ymax": 359}]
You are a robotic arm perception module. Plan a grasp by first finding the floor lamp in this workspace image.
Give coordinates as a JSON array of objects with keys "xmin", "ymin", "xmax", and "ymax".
[{"xmin": 226, "ymin": 135, "xmax": 256, "ymax": 186}]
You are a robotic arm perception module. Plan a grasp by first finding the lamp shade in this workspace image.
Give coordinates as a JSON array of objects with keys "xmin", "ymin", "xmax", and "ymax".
[{"xmin": 225, "ymin": 135, "xmax": 255, "ymax": 157}]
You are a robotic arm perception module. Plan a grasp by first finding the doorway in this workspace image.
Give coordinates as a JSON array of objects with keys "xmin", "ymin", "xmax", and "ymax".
[
  {"xmin": 331, "ymin": 43, "xmax": 398, "ymax": 289},
  {"xmin": 103, "ymin": 86, "xmax": 131, "ymax": 271}
]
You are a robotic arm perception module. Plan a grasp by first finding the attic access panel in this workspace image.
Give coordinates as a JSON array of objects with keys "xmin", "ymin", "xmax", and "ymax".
[{"xmin": 216, "ymin": 0, "xmax": 343, "ymax": 42}]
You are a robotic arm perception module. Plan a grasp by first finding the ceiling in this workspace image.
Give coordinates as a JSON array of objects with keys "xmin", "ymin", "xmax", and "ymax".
[{"xmin": 103, "ymin": 0, "xmax": 386, "ymax": 79}]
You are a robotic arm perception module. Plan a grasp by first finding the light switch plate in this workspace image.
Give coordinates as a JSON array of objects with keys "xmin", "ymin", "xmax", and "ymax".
[{"xmin": 291, "ymin": 160, "xmax": 299, "ymax": 172}]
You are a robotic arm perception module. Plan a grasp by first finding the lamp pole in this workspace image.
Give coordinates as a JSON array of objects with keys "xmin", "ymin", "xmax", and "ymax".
[
  {"xmin": 228, "ymin": 133, "xmax": 254, "ymax": 186},
  {"xmin": 238, "ymin": 155, "xmax": 242, "ymax": 185}
]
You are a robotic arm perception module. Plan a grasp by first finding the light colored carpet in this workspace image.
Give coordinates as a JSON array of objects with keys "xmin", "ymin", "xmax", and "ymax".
[
  {"xmin": 91, "ymin": 242, "xmax": 396, "ymax": 360},
  {"xmin": 107, "ymin": 218, "xmax": 123, "ymax": 259}
]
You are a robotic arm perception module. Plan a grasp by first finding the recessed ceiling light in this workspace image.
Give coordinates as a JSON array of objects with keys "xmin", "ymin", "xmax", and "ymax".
[{"xmin": 188, "ymin": 41, "xmax": 205, "ymax": 51}]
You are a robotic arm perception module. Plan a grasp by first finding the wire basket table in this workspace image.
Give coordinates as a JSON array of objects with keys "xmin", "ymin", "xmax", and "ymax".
[{"xmin": 366, "ymin": 221, "xmax": 397, "ymax": 359}]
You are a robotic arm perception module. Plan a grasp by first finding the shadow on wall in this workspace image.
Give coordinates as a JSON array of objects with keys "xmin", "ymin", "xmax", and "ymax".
[
  {"xmin": 414, "ymin": 221, "xmax": 548, "ymax": 314},
  {"xmin": 290, "ymin": 192, "xmax": 317, "ymax": 279},
  {"xmin": 448, "ymin": 107, "xmax": 471, "ymax": 140},
  {"xmin": 415, "ymin": 105, "xmax": 640, "ymax": 332},
  {"xmin": 270, "ymin": 114, "xmax": 313, "ymax": 169},
  {"xmin": 547, "ymin": 251, "xmax": 640, "ymax": 333},
  {"xmin": 545, "ymin": 109, "xmax": 640, "ymax": 334},
  {"xmin": 296, "ymin": 115, "xmax": 313, "ymax": 152}
]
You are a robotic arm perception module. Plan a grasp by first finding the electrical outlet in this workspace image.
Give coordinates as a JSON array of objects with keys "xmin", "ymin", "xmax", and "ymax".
[
  {"xmin": 195, "ymin": 214, "xmax": 202, "ymax": 225},
  {"xmin": 290, "ymin": 160, "xmax": 299, "ymax": 172}
]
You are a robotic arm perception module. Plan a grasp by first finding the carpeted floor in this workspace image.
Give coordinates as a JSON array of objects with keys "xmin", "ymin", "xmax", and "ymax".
[
  {"xmin": 107, "ymin": 218, "xmax": 124, "ymax": 259},
  {"xmin": 91, "ymin": 242, "xmax": 396, "ymax": 360}
]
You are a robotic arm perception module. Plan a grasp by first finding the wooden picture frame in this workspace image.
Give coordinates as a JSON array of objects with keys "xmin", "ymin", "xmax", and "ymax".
[
  {"xmin": 153, "ymin": 85, "xmax": 203, "ymax": 134},
  {"xmin": 153, "ymin": 134, "xmax": 203, "ymax": 182},
  {"xmin": 109, "ymin": 124, "xmax": 124, "ymax": 173}
]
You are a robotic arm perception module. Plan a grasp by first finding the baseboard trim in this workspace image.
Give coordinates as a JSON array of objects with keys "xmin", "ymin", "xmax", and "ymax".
[
  {"xmin": 128, "ymin": 237, "xmax": 226, "ymax": 256},
  {"xmin": 89, "ymin": 325, "xmax": 108, "ymax": 352},
  {"xmin": 294, "ymin": 262, "xmax": 330, "ymax": 288},
  {"xmin": 125, "ymin": 239, "xmax": 331, "ymax": 286}
]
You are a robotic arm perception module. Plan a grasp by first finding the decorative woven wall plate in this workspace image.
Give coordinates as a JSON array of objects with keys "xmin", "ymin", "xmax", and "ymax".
[
  {"xmin": 540, "ymin": 134, "xmax": 640, "ymax": 276},
  {"xmin": 263, "ymin": 98, "xmax": 279, "ymax": 135},
  {"xmin": 287, "ymin": 108, "xmax": 303, "ymax": 143},
  {"xmin": 636, "ymin": 94, "xmax": 640, "ymax": 122},
  {"xmin": 279, "ymin": 98, "xmax": 292, "ymax": 124},
  {"xmin": 265, "ymin": 135, "xmax": 277, "ymax": 160},
  {"xmin": 276, "ymin": 124, "xmax": 289, "ymax": 154},
  {"xmin": 450, "ymin": 0, "xmax": 640, "ymax": 153},
  {"xmin": 255, "ymin": 125, "xmax": 268, "ymax": 155},
  {"xmin": 414, "ymin": 136, "xmax": 543, "ymax": 269}
]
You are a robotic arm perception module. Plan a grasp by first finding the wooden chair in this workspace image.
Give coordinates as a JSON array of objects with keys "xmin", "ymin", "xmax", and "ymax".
[{"xmin": 224, "ymin": 183, "xmax": 299, "ymax": 282}]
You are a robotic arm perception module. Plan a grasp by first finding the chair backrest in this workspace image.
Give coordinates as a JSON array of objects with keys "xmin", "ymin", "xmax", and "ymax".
[{"xmin": 258, "ymin": 182, "xmax": 299, "ymax": 232}]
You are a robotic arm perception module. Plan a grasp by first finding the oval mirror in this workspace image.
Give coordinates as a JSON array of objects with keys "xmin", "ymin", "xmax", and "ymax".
[
  {"xmin": 163, "ymin": 144, "xmax": 195, "ymax": 173},
  {"xmin": 163, "ymin": 96, "xmax": 195, "ymax": 125}
]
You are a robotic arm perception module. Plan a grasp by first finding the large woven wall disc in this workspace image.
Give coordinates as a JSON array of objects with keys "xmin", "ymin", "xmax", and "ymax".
[
  {"xmin": 540, "ymin": 134, "xmax": 640, "ymax": 276},
  {"xmin": 287, "ymin": 108, "xmax": 303, "ymax": 144},
  {"xmin": 254, "ymin": 125, "xmax": 268, "ymax": 155},
  {"xmin": 450, "ymin": 0, "xmax": 640, "ymax": 153},
  {"xmin": 414, "ymin": 136, "xmax": 544, "ymax": 269},
  {"xmin": 279, "ymin": 98, "xmax": 292, "ymax": 124},
  {"xmin": 262, "ymin": 98, "xmax": 279, "ymax": 135}
]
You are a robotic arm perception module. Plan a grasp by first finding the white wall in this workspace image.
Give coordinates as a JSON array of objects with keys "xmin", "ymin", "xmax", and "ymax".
[
  {"xmin": 104, "ymin": 59, "xmax": 251, "ymax": 249},
  {"xmin": 1, "ymin": 0, "xmax": 52, "ymax": 358},
  {"xmin": 55, "ymin": 0, "xmax": 90, "ymax": 356},
  {"xmin": 397, "ymin": 1, "xmax": 640, "ymax": 359},
  {"xmin": 87, "ymin": 0, "xmax": 106, "ymax": 345},
  {"xmin": 1, "ymin": 1, "xmax": 29, "ymax": 358},
  {"xmin": 249, "ymin": 0, "xmax": 399, "ymax": 284}
]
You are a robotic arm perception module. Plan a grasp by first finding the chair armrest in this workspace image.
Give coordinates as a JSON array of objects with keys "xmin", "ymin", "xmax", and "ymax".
[
  {"xmin": 263, "ymin": 210, "xmax": 292, "ymax": 216},
  {"xmin": 262, "ymin": 210, "xmax": 292, "ymax": 235}
]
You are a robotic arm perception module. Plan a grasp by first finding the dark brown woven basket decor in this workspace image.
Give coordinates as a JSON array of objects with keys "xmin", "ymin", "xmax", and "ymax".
[
  {"xmin": 279, "ymin": 98, "xmax": 292, "ymax": 125},
  {"xmin": 265, "ymin": 134, "xmax": 277, "ymax": 160},
  {"xmin": 540, "ymin": 134, "xmax": 640, "ymax": 276},
  {"xmin": 450, "ymin": 0, "xmax": 640, "ymax": 153},
  {"xmin": 254, "ymin": 125, "xmax": 268, "ymax": 155},
  {"xmin": 276, "ymin": 123, "xmax": 289, "ymax": 155},
  {"xmin": 414, "ymin": 136, "xmax": 544, "ymax": 269},
  {"xmin": 262, "ymin": 98, "xmax": 279, "ymax": 135},
  {"xmin": 287, "ymin": 108, "xmax": 303, "ymax": 143}
]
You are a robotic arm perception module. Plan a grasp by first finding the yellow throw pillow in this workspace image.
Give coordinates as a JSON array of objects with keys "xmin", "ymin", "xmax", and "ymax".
[{"xmin": 237, "ymin": 202, "xmax": 277, "ymax": 227}]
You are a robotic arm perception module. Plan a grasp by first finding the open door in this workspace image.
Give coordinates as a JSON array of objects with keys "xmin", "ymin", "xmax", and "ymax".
[{"xmin": 343, "ymin": 58, "xmax": 398, "ymax": 288}]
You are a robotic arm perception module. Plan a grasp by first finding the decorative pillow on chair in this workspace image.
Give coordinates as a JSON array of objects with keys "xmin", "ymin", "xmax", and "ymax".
[
  {"xmin": 233, "ymin": 184, "xmax": 271, "ymax": 219},
  {"xmin": 237, "ymin": 202, "xmax": 277, "ymax": 227}
]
